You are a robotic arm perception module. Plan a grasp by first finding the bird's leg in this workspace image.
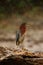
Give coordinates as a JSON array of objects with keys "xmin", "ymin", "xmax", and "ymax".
[{"xmin": 16, "ymin": 41, "xmax": 20, "ymax": 46}]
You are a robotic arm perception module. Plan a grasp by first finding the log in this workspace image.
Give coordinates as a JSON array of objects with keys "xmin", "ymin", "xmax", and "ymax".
[{"xmin": 0, "ymin": 47, "xmax": 43, "ymax": 65}]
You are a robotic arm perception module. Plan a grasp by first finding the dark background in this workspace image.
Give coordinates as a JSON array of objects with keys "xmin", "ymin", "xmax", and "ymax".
[{"xmin": 0, "ymin": 0, "xmax": 43, "ymax": 14}]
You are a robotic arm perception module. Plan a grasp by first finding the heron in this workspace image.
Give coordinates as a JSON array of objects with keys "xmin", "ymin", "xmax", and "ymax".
[{"xmin": 16, "ymin": 23, "xmax": 26, "ymax": 46}]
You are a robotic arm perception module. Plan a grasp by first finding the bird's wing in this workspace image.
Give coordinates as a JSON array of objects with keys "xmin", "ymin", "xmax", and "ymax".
[{"xmin": 16, "ymin": 31, "xmax": 20, "ymax": 41}]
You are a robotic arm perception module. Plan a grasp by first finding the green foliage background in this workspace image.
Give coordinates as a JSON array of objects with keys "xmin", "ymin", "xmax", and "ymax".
[{"xmin": 0, "ymin": 0, "xmax": 43, "ymax": 14}]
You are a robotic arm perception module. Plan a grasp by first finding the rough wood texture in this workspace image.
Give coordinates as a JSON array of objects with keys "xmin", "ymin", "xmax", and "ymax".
[
  {"xmin": 0, "ymin": 55, "xmax": 43, "ymax": 65},
  {"xmin": 0, "ymin": 47, "xmax": 43, "ymax": 65}
]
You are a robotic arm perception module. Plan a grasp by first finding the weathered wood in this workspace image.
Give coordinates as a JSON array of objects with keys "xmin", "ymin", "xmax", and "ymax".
[{"xmin": 0, "ymin": 47, "xmax": 43, "ymax": 65}]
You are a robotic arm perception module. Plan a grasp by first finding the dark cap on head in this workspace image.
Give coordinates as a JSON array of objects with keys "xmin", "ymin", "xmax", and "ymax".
[{"xmin": 21, "ymin": 22, "xmax": 26, "ymax": 25}]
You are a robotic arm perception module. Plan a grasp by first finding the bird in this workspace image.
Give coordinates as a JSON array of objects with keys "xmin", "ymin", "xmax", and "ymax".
[{"xmin": 16, "ymin": 23, "xmax": 26, "ymax": 46}]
